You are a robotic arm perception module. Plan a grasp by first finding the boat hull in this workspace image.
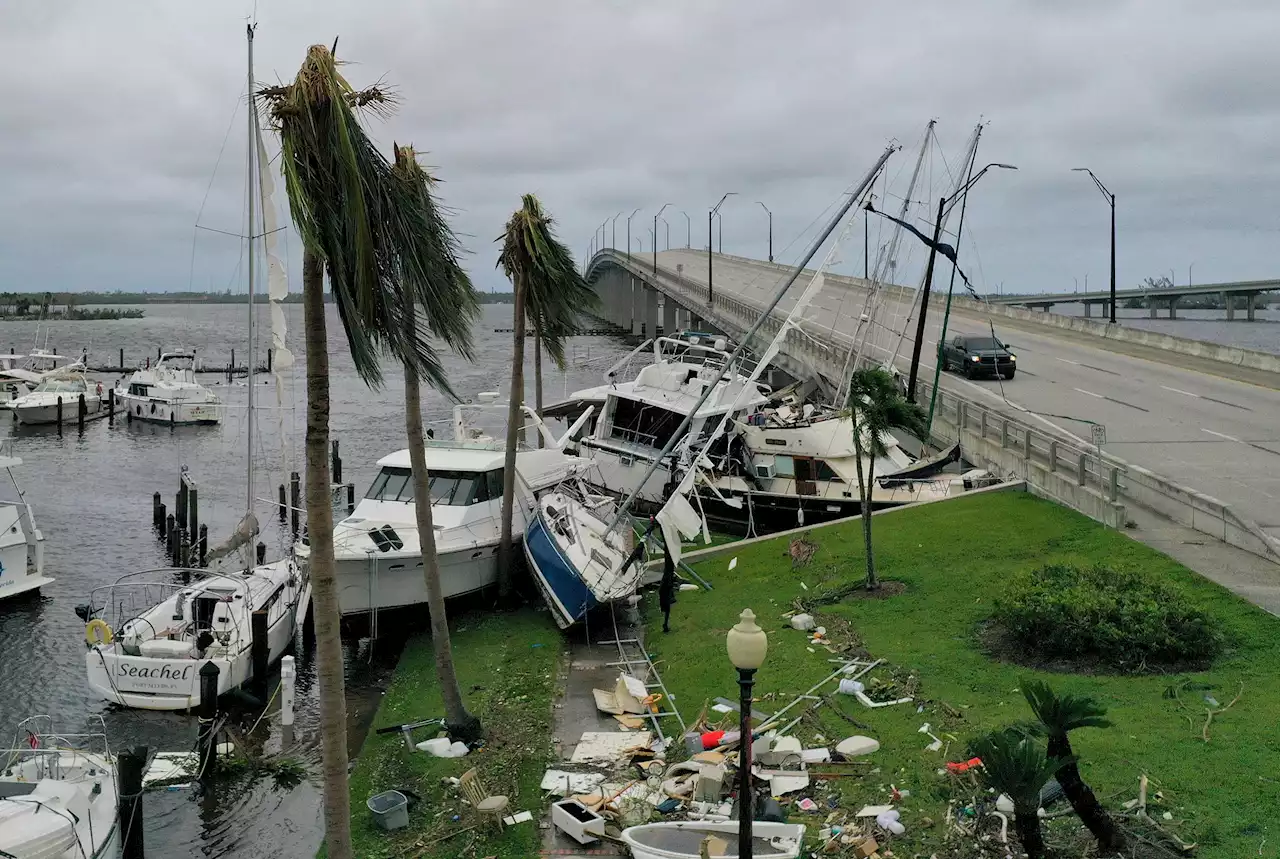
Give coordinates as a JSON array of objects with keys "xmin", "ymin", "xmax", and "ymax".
[
  {"xmin": 523, "ymin": 512, "xmax": 597, "ymax": 630},
  {"xmin": 334, "ymin": 541, "xmax": 501, "ymax": 617},
  {"xmin": 13, "ymin": 396, "xmax": 105, "ymax": 426},
  {"xmin": 117, "ymin": 392, "xmax": 221, "ymax": 426}
]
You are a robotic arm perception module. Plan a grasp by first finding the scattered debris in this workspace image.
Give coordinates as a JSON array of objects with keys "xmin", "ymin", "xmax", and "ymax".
[
  {"xmin": 551, "ymin": 799, "xmax": 605, "ymax": 844},
  {"xmin": 502, "ymin": 810, "xmax": 534, "ymax": 826},
  {"xmin": 834, "ymin": 736, "xmax": 880, "ymax": 758},
  {"xmin": 540, "ymin": 769, "xmax": 606, "ymax": 796},
  {"xmin": 789, "ymin": 532, "xmax": 818, "ymax": 567},
  {"xmin": 789, "ymin": 613, "xmax": 816, "ymax": 632}
]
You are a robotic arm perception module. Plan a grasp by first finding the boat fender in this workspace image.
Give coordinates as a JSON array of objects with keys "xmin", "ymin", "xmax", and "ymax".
[{"xmin": 85, "ymin": 618, "xmax": 113, "ymax": 645}]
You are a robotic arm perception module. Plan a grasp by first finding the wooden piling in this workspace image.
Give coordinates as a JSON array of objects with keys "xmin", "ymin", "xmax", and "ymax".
[
  {"xmin": 118, "ymin": 347, "xmax": 124, "ymax": 369},
  {"xmin": 346, "ymin": 483, "xmax": 355, "ymax": 515},
  {"xmin": 56, "ymin": 396, "xmax": 63, "ymax": 435},
  {"xmin": 177, "ymin": 478, "xmax": 188, "ymax": 531},
  {"xmin": 256, "ymin": 541, "xmax": 266, "ymax": 565},
  {"xmin": 331, "ymin": 439, "xmax": 342, "ymax": 485},
  {"xmin": 107, "ymin": 387, "xmax": 115, "ymax": 424},
  {"xmin": 77, "ymin": 393, "xmax": 86, "ymax": 433},
  {"xmin": 266, "ymin": 348, "xmax": 273, "ymax": 374},
  {"xmin": 197, "ymin": 662, "xmax": 220, "ymax": 781},
  {"xmin": 198, "ymin": 524, "xmax": 208, "ymax": 566},
  {"xmin": 289, "ymin": 471, "xmax": 300, "ymax": 539},
  {"xmin": 187, "ymin": 485, "xmax": 198, "ymax": 545},
  {"xmin": 179, "ymin": 531, "xmax": 190, "ymax": 569},
  {"xmin": 152, "ymin": 492, "xmax": 163, "ymax": 531},
  {"xmin": 277, "ymin": 484, "xmax": 287, "ymax": 523},
  {"xmin": 165, "ymin": 513, "xmax": 177, "ymax": 560},
  {"xmin": 118, "ymin": 745, "xmax": 148, "ymax": 859}
]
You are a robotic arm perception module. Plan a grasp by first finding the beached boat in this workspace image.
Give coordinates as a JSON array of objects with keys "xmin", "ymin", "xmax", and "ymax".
[
  {"xmin": 116, "ymin": 350, "xmax": 222, "ymax": 426},
  {"xmin": 0, "ymin": 440, "xmax": 49, "ymax": 602},
  {"xmin": 0, "ymin": 716, "xmax": 119, "ymax": 859},
  {"xmin": 620, "ymin": 821, "xmax": 806, "ymax": 859}
]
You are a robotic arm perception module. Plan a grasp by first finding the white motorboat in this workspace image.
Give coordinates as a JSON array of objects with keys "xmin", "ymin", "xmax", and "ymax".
[
  {"xmin": 620, "ymin": 821, "xmax": 806, "ymax": 859},
  {"xmin": 10, "ymin": 368, "xmax": 106, "ymax": 426},
  {"xmin": 326, "ymin": 397, "xmax": 591, "ymax": 619},
  {"xmin": 0, "ymin": 716, "xmax": 119, "ymax": 859},
  {"xmin": 81, "ymin": 559, "xmax": 309, "ymax": 710},
  {"xmin": 0, "ymin": 350, "xmax": 73, "ymax": 406},
  {"xmin": 116, "ymin": 350, "xmax": 222, "ymax": 426},
  {"xmin": 0, "ymin": 439, "xmax": 49, "ymax": 602}
]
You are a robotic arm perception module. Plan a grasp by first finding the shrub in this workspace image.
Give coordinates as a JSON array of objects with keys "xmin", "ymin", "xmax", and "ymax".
[{"xmin": 993, "ymin": 563, "xmax": 1223, "ymax": 671}]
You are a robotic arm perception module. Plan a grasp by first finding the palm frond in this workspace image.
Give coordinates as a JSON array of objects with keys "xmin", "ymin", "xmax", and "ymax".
[
  {"xmin": 1022, "ymin": 679, "xmax": 1112, "ymax": 737},
  {"xmin": 972, "ymin": 729, "xmax": 1071, "ymax": 813},
  {"xmin": 496, "ymin": 194, "xmax": 597, "ymax": 368},
  {"xmin": 848, "ymin": 367, "xmax": 928, "ymax": 457}
]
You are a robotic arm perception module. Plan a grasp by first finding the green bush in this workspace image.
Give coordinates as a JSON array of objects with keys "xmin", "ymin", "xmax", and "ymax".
[{"xmin": 993, "ymin": 563, "xmax": 1223, "ymax": 671}]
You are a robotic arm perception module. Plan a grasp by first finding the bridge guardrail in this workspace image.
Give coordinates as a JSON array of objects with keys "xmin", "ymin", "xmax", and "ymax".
[{"xmin": 588, "ymin": 250, "xmax": 1280, "ymax": 565}]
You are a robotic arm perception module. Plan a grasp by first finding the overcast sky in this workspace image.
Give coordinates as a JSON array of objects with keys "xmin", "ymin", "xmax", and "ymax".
[{"xmin": 4, "ymin": 0, "xmax": 1278, "ymax": 297}]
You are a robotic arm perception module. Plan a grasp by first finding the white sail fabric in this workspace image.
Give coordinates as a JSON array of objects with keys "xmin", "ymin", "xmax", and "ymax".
[
  {"xmin": 654, "ymin": 491, "xmax": 702, "ymax": 566},
  {"xmin": 205, "ymin": 511, "xmax": 260, "ymax": 563},
  {"xmin": 255, "ymin": 131, "xmax": 295, "ymax": 374}
]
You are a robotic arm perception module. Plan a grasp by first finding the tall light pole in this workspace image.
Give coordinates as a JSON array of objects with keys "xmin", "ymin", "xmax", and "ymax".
[
  {"xmin": 756, "ymin": 201, "xmax": 772, "ymax": 262},
  {"xmin": 659, "ymin": 216, "xmax": 670, "ymax": 251},
  {"xmin": 632, "ymin": 236, "xmax": 641, "ymax": 253},
  {"xmin": 1188, "ymin": 261, "xmax": 1195, "ymax": 287},
  {"xmin": 626, "ymin": 207, "xmax": 641, "ymax": 263},
  {"xmin": 653, "ymin": 203, "xmax": 671, "ymax": 276},
  {"xmin": 611, "ymin": 211, "xmax": 623, "ymax": 251},
  {"xmin": 681, "ymin": 211, "xmax": 691, "ymax": 247},
  {"xmin": 1072, "ymin": 167, "xmax": 1116, "ymax": 324},
  {"xmin": 726, "ymin": 609, "xmax": 767, "ymax": 859},
  {"xmin": 708, "ymin": 192, "xmax": 736, "ymax": 306}
]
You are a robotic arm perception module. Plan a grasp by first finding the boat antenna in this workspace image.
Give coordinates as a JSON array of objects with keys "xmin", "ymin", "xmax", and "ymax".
[
  {"xmin": 245, "ymin": 21, "xmax": 257, "ymax": 515},
  {"xmin": 607, "ymin": 142, "xmax": 898, "ymax": 530}
]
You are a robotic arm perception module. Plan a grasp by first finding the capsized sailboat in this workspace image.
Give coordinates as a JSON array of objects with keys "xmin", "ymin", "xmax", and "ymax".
[{"xmin": 524, "ymin": 144, "xmax": 899, "ymax": 627}]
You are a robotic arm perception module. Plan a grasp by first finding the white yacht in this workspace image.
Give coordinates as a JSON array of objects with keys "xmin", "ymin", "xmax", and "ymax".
[
  {"xmin": 10, "ymin": 368, "xmax": 106, "ymax": 426},
  {"xmin": 81, "ymin": 558, "xmax": 309, "ymax": 710},
  {"xmin": 116, "ymin": 350, "xmax": 222, "ymax": 426},
  {"xmin": 0, "ymin": 716, "xmax": 119, "ymax": 859},
  {"xmin": 0, "ymin": 350, "xmax": 74, "ymax": 406},
  {"xmin": 0, "ymin": 440, "xmax": 49, "ymax": 602},
  {"xmin": 326, "ymin": 397, "xmax": 590, "ymax": 619}
]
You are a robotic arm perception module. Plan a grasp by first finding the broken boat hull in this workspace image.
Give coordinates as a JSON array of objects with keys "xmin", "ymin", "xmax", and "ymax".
[{"xmin": 523, "ymin": 512, "xmax": 597, "ymax": 629}]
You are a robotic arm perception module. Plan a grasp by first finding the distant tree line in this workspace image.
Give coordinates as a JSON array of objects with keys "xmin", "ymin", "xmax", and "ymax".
[
  {"xmin": 0, "ymin": 289, "xmax": 515, "ymax": 306},
  {"xmin": 0, "ymin": 291, "xmax": 142, "ymax": 320}
]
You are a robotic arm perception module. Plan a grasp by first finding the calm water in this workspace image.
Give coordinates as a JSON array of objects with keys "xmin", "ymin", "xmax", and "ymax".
[
  {"xmin": 0, "ymin": 302, "xmax": 629, "ymax": 859},
  {"xmin": 1051, "ymin": 304, "xmax": 1280, "ymax": 354}
]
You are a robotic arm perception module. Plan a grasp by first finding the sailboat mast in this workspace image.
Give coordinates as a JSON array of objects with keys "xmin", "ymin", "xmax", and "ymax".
[{"xmin": 245, "ymin": 23, "xmax": 257, "ymax": 515}]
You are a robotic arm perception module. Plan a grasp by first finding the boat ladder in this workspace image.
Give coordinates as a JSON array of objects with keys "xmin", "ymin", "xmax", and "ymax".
[{"xmin": 598, "ymin": 606, "xmax": 687, "ymax": 744}]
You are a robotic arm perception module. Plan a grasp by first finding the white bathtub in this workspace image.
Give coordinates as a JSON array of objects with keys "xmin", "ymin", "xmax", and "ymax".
[{"xmin": 620, "ymin": 821, "xmax": 806, "ymax": 859}]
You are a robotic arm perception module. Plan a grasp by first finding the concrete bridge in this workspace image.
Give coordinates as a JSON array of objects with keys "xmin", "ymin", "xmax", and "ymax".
[
  {"xmin": 990, "ymin": 279, "xmax": 1280, "ymax": 319},
  {"xmin": 583, "ymin": 247, "xmax": 1280, "ymax": 595}
]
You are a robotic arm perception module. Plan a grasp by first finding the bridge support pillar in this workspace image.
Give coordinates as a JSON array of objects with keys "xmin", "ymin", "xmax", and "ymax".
[
  {"xmin": 1223, "ymin": 292, "xmax": 1234, "ymax": 321},
  {"xmin": 629, "ymin": 278, "xmax": 642, "ymax": 336},
  {"xmin": 1168, "ymin": 297, "xmax": 1178, "ymax": 319},
  {"xmin": 1149, "ymin": 301, "xmax": 1157, "ymax": 319},
  {"xmin": 645, "ymin": 285, "xmax": 659, "ymax": 338},
  {"xmin": 662, "ymin": 296, "xmax": 678, "ymax": 337},
  {"xmin": 690, "ymin": 313, "xmax": 703, "ymax": 331},
  {"xmin": 1082, "ymin": 302, "xmax": 1091, "ymax": 318},
  {"xmin": 1247, "ymin": 292, "xmax": 1258, "ymax": 321}
]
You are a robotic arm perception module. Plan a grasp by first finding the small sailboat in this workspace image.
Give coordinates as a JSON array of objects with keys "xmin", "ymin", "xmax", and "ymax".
[
  {"xmin": 0, "ymin": 440, "xmax": 49, "ymax": 602},
  {"xmin": 79, "ymin": 23, "xmax": 309, "ymax": 711},
  {"xmin": 10, "ymin": 367, "xmax": 107, "ymax": 426},
  {"xmin": 0, "ymin": 716, "xmax": 119, "ymax": 859},
  {"xmin": 524, "ymin": 145, "xmax": 898, "ymax": 627},
  {"xmin": 116, "ymin": 350, "xmax": 223, "ymax": 426}
]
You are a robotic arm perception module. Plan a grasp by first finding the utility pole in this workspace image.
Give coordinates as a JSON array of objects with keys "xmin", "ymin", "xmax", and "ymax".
[
  {"xmin": 708, "ymin": 193, "xmax": 735, "ymax": 306},
  {"xmin": 654, "ymin": 203, "xmax": 671, "ymax": 276},
  {"xmin": 681, "ymin": 211, "xmax": 691, "ymax": 247},
  {"xmin": 906, "ymin": 195, "xmax": 947, "ymax": 402},
  {"xmin": 1072, "ymin": 167, "xmax": 1116, "ymax": 323}
]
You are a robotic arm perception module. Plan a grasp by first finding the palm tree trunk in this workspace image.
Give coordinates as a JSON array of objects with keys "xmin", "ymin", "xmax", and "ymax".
[
  {"xmin": 534, "ymin": 332, "xmax": 544, "ymax": 449},
  {"xmin": 497, "ymin": 272, "xmax": 527, "ymax": 601},
  {"xmin": 1013, "ymin": 810, "xmax": 1052, "ymax": 859},
  {"xmin": 1051, "ymin": 736, "xmax": 1126, "ymax": 850},
  {"xmin": 403, "ymin": 285, "xmax": 482, "ymax": 742},
  {"xmin": 302, "ymin": 250, "xmax": 352, "ymax": 859},
  {"xmin": 851, "ymin": 423, "xmax": 877, "ymax": 589}
]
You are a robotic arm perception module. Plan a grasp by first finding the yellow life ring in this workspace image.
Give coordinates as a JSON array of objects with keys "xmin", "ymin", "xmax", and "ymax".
[{"xmin": 85, "ymin": 619, "xmax": 113, "ymax": 646}]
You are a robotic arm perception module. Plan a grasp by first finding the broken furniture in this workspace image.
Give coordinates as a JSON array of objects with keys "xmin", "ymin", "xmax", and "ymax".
[
  {"xmin": 551, "ymin": 798, "xmax": 607, "ymax": 844},
  {"xmin": 459, "ymin": 768, "xmax": 510, "ymax": 830}
]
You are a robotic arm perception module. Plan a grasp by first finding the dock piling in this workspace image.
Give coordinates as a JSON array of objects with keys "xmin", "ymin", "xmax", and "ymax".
[
  {"xmin": 187, "ymin": 484, "xmax": 198, "ymax": 546},
  {"xmin": 107, "ymin": 387, "xmax": 115, "ymax": 424},
  {"xmin": 266, "ymin": 348, "xmax": 273, "ymax": 374},
  {"xmin": 56, "ymin": 396, "xmax": 63, "ymax": 435},
  {"xmin": 117, "ymin": 745, "xmax": 148, "ymax": 859},
  {"xmin": 119, "ymin": 347, "xmax": 124, "ymax": 369},
  {"xmin": 198, "ymin": 524, "xmax": 208, "ymax": 566},
  {"xmin": 152, "ymin": 492, "xmax": 163, "ymax": 532},
  {"xmin": 197, "ymin": 662, "xmax": 220, "ymax": 781},
  {"xmin": 289, "ymin": 471, "xmax": 300, "ymax": 539},
  {"xmin": 331, "ymin": 439, "xmax": 342, "ymax": 485},
  {"xmin": 165, "ymin": 513, "xmax": 177, "ymax": 560},
  {"xmin": 256, "ymin": 541, "xmax": 266, "ymax": 565},
  {"xmin": 346, "ymin": 483, "xmax": 355, "ymax": 515},
  {"xmin": 277, "ymin": 484, "xmax": 287, "ymax": 523},
  {"xmin": 179, "ymin": 531, "xmax": 190, "ymax": 569},
  {"xmin": 77, "ymin": 394, "xmax": 85, "ymax": 432}
]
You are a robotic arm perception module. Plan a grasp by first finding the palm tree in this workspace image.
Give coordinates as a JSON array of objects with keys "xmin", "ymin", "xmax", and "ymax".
[
  {"xmin": 261, "ymin": 44, "xmax": 477, "ymax": 859},
  {"xmin": 973, "ymin": 729, "xmax": 1068, "ymax": 859},
  {"xmin": 1022, "ymin": 679, "xmax": 1126, "ymax": 851},
  {"xmin": 495, "ymin": 194, "xmax": 595, "ymax": 599},
  {"xmin": 391, "ymin": 144, "xmax": 482, "ymax": 742},
  {"xmin": 847, "ymin": 367, "xmax": 926, "ymax": 589}
]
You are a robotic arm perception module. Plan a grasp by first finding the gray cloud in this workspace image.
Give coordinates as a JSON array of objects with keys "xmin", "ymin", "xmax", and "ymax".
[{"xmin": 3, "ymin": 0, "xmax": 1278, "ymax": 296}]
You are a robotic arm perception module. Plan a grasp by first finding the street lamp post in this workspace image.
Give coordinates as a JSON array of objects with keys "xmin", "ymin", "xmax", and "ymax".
[
  {"xmin": 611, "ymin": 212, "xmax": 622, "ymax": 251},
  {"xmin": 708, "ymin": 193, "xmax": 736, "ymax": 306},
  {"xmin": 661, "ymin": 217, "xmax": 670, "ymax": 251},
  {"xmin": 726, "ymin": 609, "xmax": 767, "ymax": 859},
  {"xmin": 1188, "ymin": 261, "xmax": 1195, "ymax": 287},
  {"xmin": 626, "ymin": 207, "xmax": 641, "ymax": 263},
  {"xmin": 681, "ymin": 211, "xmax": 691, "ymax": 247},
  {"xmin": 654, "ymin": 203, "xmax": 671, "ymax": 276},
  {"xmin": 1072, "ymin": 167, "xmax": 1116, "ymax": 324},
  {"xmin": 756, "ymin": 201, "xmax": 772, "ymax": 262}
]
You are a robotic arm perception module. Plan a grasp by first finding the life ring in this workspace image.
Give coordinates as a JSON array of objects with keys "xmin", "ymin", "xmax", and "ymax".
[{"xmin": 85, "ymin": 619, "xmax": 113, "ymax": 645}]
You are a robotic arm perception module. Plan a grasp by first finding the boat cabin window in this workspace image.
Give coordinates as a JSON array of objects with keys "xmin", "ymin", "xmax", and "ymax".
[
  {"xmin": 772, "ymin": 455, "xmax": 795, "ymax": 477},
  {"xmin": 33, "ymin": 379, "xmax": 85, "ymax": 394},
  {"xmin": 815, "ymin": 460, "xmax": 843, "ymax": 483},
  {"xmin": 129, "ymin": 384, "xmax": 151, "ymax": 397},
  {"xmin": 608, "ymin": 398, "xmax": 684, "ymax": 450},
  {"xmin": 365, "ymin": 466, "xmax": 502, "ymax": 506}
]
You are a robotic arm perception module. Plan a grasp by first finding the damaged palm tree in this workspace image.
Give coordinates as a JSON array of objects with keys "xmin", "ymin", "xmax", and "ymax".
[
  {"xmin": 495, "ymin": 194, "xmax": 595, "ymax": 600},
  {"xmin": 972, "ymin": 729, "xmax": 1068, "ymax": 859},
  {"xmin": 847, "ymin": 367, "xmax": 926, "ymax": 590},
  {"xmin": 1022, "ymin": 679, "xmax": 1126, "ymax": 851},
  {"xmin": 261, "ymin": 44, "xmax": 478, "ymax": 859}
]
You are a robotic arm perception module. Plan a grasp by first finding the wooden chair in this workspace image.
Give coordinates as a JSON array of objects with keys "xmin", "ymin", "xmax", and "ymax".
[{"xmin": 459, "ymin": 768, "xmax": 510, "ymax": 830}]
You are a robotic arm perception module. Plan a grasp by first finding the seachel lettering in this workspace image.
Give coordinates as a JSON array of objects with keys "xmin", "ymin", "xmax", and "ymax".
[{"xmin": 117, "ymin": 662, "xmax": 194, "ymax": 682}]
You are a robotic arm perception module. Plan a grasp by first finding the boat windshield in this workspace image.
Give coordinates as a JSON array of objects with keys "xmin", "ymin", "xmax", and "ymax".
[
  {"xmin": 33, "ymin": 379, "xmax": 85, "ymax": 394},
  {"xmin": 365, "ymin": 466, "xmax": 503, "ymax": 506}
]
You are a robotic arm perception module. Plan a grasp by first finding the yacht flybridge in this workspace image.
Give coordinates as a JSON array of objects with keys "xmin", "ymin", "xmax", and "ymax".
[
  {"xmin": 116, "ymin": 350, "xmax": 223, "ymax": 426},
  {"xmin": 324, "ymin": 396, "xmax": 592, "ymax": 620},
  {"xmin": 0, "ymin": 440, "xmax": 49, "ymax": 602}
]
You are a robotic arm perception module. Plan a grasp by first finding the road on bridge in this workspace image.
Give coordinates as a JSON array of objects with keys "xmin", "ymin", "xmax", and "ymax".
[{"xmin": 648, "ymin": 249, "xmax": 1280, "ymax": 539}]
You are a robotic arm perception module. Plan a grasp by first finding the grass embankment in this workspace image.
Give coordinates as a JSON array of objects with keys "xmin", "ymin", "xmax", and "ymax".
[
  {"xmin": 345, "ymin": 608, "xmax": 563, "ymax": 859},
  {"xmin": 645, "ymin": 492, "xmax": 1278, "ymax": 858}
]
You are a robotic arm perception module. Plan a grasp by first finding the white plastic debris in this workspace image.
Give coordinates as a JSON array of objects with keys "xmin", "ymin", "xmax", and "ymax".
[
  {"xmin": 728, "ymin": 557, "xmax": 738, "ymax": 571},
  {"xmin": 876, "ymin": 809, "xmax": 906, "ymax": 835},
  {"xmin": 835, "ymin": 736, "xmax": 880, "ymax": 757},
  {"xmin": 789, "ymin": 613, "xmax": 816, "ymax": 632},
  {"xmin": 415, "ymin": 737, "xmax": 452, "ymax": 756}
]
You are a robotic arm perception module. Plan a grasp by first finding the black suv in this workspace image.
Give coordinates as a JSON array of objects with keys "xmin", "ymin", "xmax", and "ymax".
[{"xmin": 941, "ymin": 335, "xmax": 1016, "ymax": 379}]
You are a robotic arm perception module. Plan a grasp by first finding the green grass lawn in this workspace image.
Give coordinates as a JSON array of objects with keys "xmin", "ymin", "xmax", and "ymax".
[
  {"xmin": 644, "ymin": 491, "xmax": 1279, "ymax": 858},
  {"xmin": 343, "ymin": 608, "xmax": 563, "ymax": 859}
]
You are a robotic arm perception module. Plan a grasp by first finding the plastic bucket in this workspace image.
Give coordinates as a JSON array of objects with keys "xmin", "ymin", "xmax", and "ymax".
[{"xmin": 367, "ymin": 790, "xmax": 409, "ymax": 831}]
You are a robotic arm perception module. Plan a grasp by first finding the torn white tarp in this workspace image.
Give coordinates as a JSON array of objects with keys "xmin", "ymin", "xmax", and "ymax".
[
  {"xmin": 569, "ymin": 731, "xmax": 653, "ymax": 764},
  {"xmin": 655, "ymin": 491, "xmax": 703, "ymax": 566},
  {"xmin": 540, "ymin": 770, "xmax": 606, "ymax": 796}
]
